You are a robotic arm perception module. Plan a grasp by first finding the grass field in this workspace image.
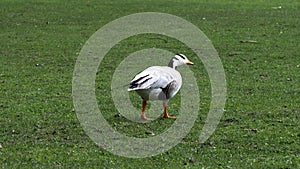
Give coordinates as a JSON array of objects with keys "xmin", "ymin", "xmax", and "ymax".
[{"xmin": 1, "ymin": 0, "xmax": 300, "ymax": 168}]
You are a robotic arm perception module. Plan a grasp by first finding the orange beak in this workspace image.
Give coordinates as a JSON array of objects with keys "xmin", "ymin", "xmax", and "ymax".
[{"xmin": 187, "ymin": 61, "xmax": 194, "ymax": 65}]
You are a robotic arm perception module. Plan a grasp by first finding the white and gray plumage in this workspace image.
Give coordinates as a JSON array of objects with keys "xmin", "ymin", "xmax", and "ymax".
[{"xmin": 128, "ymin": 54, "xmax": 194, "ymax": 120}]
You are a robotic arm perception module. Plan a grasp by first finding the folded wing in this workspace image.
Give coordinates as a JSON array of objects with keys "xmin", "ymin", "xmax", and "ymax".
[{"xmin": 128, "ymin": 66, "xmax": 175, "ymax": 91}]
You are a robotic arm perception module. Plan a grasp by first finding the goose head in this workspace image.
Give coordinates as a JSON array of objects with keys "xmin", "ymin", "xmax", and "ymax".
[{"xmin": 168, "ymin": 54, "xmax": 194, "ymax": 69}]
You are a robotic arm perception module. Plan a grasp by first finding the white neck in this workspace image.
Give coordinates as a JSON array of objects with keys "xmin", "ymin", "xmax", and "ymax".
[{"xmin": 168, "ymin": 57, "xmax": 180, "ymax": 69}]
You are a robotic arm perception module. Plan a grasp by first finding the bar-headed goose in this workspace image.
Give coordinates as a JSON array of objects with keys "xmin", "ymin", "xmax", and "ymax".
[{"xmin": 128, "ymin": 54, "xmax": 194, "ymax": 120}]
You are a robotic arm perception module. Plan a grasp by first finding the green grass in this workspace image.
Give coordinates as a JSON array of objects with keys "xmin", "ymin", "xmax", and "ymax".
[{"xmin": 1, "ymin": 0, "xmax": 300, "ymax": 168}]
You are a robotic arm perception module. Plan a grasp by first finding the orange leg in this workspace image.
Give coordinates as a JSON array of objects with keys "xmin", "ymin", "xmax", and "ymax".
[
  {"xmin": 141, "ymin": 100, "xmax": 153, "ymax": 120},
  {"xmin": 163, "ymin": 101, "xmax": 176, "ymax": 119}
]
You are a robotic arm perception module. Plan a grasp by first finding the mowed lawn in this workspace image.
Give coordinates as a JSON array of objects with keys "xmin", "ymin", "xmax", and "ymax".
[{"xmin": 1, "ymin": 0, "xmax": 299, "ymax": 168}]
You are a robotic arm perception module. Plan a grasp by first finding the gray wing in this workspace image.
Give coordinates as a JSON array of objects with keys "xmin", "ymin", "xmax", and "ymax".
[{"xmin": 128, "ymin": 66, "xmax": 176, "ymax": 91}]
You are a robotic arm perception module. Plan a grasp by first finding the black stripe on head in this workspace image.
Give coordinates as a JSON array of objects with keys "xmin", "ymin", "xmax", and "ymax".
[{"xmin": 176, "ymin": 54, "xmax": 186, "ymax": 60}]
